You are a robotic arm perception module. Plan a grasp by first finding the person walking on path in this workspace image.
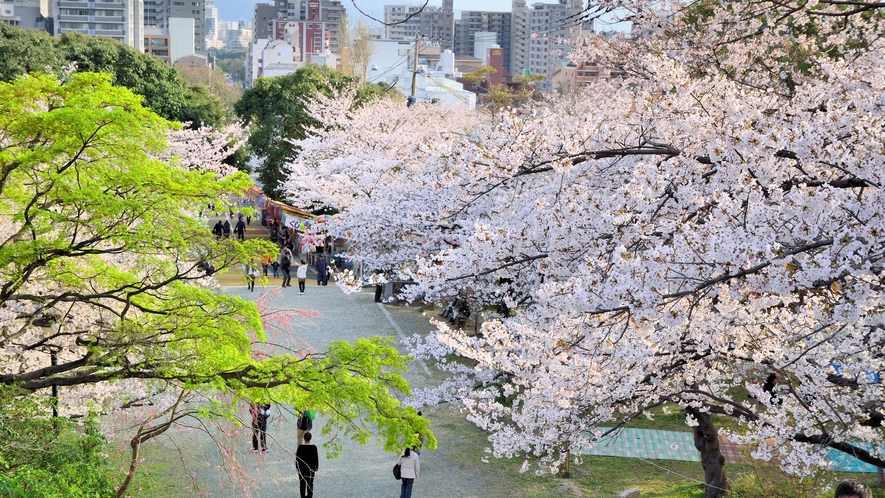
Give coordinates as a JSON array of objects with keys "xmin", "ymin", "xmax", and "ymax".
[
  {"xmin": 296, "ymin": 407, "xmax": 315, "ymax": 446},
  {"xmin": 222, "ymin": 220, "xmax": 232, "ymax": 239},
  {"xmin": 212, "ymin": 221, "xmax": 223, "ymax": 240},
  {"xmin": 314, "ymin": 254, "xmax": 329, "ymax": 286},
  {"xmin": 235, "ymin": 217, "xmax": 246, "ymax": 241},
  {"xmin": 280, "ymin": 249, "xmax": 293, "ymax": 288},
  {"xmin": 296, "ymin": 260, "xmax": 309, "ymax": 294},
  {"xmin": 835, "ymin": 480, "xmax": 872, "ymax": 498},
  {"xmin": 250, "ymin": 402, "xmax": 271, "ymax": 453},
  {"xmin": 295, "ymin": 431, "xmax": 319, "ymax": 498},
  {"xmin": 397, "ymin": 448, "xmax": 420, "ymax": 498},
  {"xmin": 261, "ymin": 254, "xmax": 272, "ymax": 277}
]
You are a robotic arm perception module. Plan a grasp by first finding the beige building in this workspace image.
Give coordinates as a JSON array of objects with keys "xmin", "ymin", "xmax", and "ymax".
[
  {"xmin": 550, "ymin": 60, "xmax": 625, "ymax": 91},
  {"xmin": 144, "ymin": 29, "xmax": 170, "ymax": 64}
]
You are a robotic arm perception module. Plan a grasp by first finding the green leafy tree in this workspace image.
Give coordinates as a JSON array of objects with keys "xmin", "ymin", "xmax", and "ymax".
[
  {"xmin": 211, "ymin": 47, "xmax": 247, "ymax": 82},
  {"xmin": 0, "ymin": 73, "xmax": 429, "ymax": 496},
  {"xmin": 234, "ymin": 64, "xmax": 382, "ymax": 198},
  {"xmin": 0, "ymin": 24, "xmax": 64, "ymax": 82}
]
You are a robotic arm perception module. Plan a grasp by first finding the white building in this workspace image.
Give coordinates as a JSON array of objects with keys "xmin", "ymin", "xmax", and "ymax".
[
  {"xmin": 366, "ymin": 40, "xmax": 475, "ymax": 109},
  {"xmin": 54, "ymin": 0, "xmax": 144, "ymax": 50}
]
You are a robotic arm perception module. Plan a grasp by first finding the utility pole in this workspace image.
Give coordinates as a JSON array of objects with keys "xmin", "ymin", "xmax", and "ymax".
[{"xmin": 408, "ymin": 33, "xmax": 420, "ymax": 107}]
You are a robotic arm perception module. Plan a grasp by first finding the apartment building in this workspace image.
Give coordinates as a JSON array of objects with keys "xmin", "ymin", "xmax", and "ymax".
[
  {"xmin": 453, "ymin": 10, "xmax": 512, "ymax": 73},
  {"xmin": 204, "ymin": 1, "xmax": 216, "ymax": 39},
  {"xmin": 55, "ymin": 0, "xmax": 144, "ymax": 50},
  {"xmin": 525, "ymin": 0, "xmax": 583, "ymax": 91},
  {"xmin": 510, "ymin": 0, "xmax": 528, "ymax": 76},
  {"xmin": 419, "ymin": 0, "xmax": 453, "ymax": 50},
  {"xmin": 1, "ymin": 0, "xmax": 50, "ymax": 28},
  {"xmin": 383, "ymin": 1, "xmax": 453, "ymax": 50},
  {"xmin": 253, "ymin": 2, "xmax": 276, "ymax": 40},
  {"xmin": 273, "ymin": 0, "xmax": 344, "ymax": 54},
  {"xmin": 143, "ymin": 0, "xmax": 204, "ymax": 53}
]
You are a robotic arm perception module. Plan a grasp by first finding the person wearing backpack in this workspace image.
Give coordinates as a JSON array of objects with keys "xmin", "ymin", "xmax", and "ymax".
[{"xmin": 296, "ymin": 407, "xmax": 315, "ymax": 446}]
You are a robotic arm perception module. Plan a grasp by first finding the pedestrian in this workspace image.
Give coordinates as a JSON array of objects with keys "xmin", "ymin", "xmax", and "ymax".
[
  {"xmin": 835, "ymin": 480, "xmax": 872, "ymax": 498},
  {"xmin": 212, "ymin": 220, "xmax": 223, "ymax": 240},
  {"xmin": 222, "ymin": 220, "xmax": 231, "ymax": 239},
  {"xmin": 396, "ymin": 448, "xmax": 420, "ymax": 498},
  {"xmin": 296, "ymin": 407, "xmax": 315, "ymax": 446},
  {"xmin": 296, "ymin": 259, "xmax": 309, "ymax": 294},
  {"xmin": 295, "ymin": 431, "xmax": 319, "ymax": 498},
  {"xmin": 235, "ymin": 217, "xmax": 246, "ymax": 241},
  {"xmin": 250, "ymin": 402, "xmax": 271, "ymax": 453},
  {"xmin": 261, "ymin": 254, "xmax": 272, "ymax": 277},
  {"xmin": 414, "ymin": 411, "xmax": 426, "ymax": 455},
  {"xmin": 247, "ymin": 214, "xmax": 252, "ymax": 225},
  {"xmin": 246, "ymin": 264, "xmax": 259, "ymax": 291},
  {"xmin": 270, "ymin": 227, "xmax": 279, "ymax": 244},
  {"xmin": 315, "ymin": 254, "xmax": 328, "ymax": 286},
  {"xmin": 762, "ymin": 372, "xmax": 781, "ymax": 405},
  {"xmin": 280, "ymin": 250, "xmax": 292, "ymax": 288},
  {"xmin": 271, "ymin": 259, "xmax": 280, "ymax": 278}
]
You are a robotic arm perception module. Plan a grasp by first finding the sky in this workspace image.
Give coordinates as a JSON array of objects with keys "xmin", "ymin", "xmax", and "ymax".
[{"xmin": 214, "ymin": 0, "xmax": 524, "ymax": 26}]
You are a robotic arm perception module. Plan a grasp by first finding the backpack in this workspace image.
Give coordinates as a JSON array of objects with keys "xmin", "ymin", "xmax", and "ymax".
[{"xmin": 297, "ymin": 412, "xmax": 313, "ymax": 431}]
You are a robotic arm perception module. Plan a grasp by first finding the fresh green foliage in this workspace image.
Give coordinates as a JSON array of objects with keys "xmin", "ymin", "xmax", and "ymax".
[
  {"xmin": 0, "ymin": 73, "xmax": 429, "ymax": 493},
  {"xmin": 0, "ymin": 391, "xmax": 114, "ymax": 498}
]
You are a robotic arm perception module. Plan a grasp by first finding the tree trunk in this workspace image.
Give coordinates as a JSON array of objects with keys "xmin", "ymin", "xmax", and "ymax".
[
  {"xmin": 686, "ymin": 406, "xmax": 729, "ymax": 498},
  {"xmin": 877, "ymin": 466, "xmax": 884, "ymax": 488}
]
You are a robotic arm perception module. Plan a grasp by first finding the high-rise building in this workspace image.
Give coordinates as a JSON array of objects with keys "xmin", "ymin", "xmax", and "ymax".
[
  {"xmin": 383, "ymin": 1, "xmax": 454, "ymax": 50},
  {"xmin": 453, "ymin": 10, "xmax": 511, "ymax": 73},
  {"xmin": 382, "ymin": 4, "xmax": 422, "ymax": 40},
  {"xmin": 252, "ymin": 2, "xmax": 277, "ymax": 41},
  {"xmin": 510, "ymin": 0, "xmax": 528, "ymax": 76},
  {"xmin": 526, "ymin": 0, "xmax": 582, "ymax": 91},
  {"xmin": 274, "ymin": 0, "xmax": 344, "ymax": 54},
  {"xmin": 418, "ymin": 0, "xmax": 453, "ymax": 50},
  {"xmin": 143, "ymin": 0, "xmax": 204, "ymax": 54},
  {"xmin": 204, "ymin": 1, "xmax": 217, "ymax": 40},
  {"xmin": 55, "ymin": 0, "xmax": 144, "ymax": 50}
]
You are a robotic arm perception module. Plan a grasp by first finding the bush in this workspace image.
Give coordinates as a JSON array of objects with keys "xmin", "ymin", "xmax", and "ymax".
[{"xmin": 0, "ymin": 396, "xmax": 114, "ymax": 498}]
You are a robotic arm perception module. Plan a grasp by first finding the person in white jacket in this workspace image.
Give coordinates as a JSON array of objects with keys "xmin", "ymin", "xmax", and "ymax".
[
  {"xmin": 397, "ymin": 448, "xmax": 420, "ymax": 498},
  {"xmin": 296, "ymin": 260, "xmax": 309, "ymax": 293}
]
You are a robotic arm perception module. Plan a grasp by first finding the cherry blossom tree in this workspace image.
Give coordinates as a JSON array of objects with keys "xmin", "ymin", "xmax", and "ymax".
[
  {"xmin": 282, "ymin": 2, "xmax": 885, "ymax": 495},
  {"xmin": 0, "ymin": 73, "xmax": 430, "ymax": 496}
]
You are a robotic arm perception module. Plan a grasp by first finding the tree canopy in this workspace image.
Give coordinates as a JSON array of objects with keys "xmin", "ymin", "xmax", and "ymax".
[
  {"xmin": 0, "ymin": 24, "xmax": 226, "ymax": 128},
  {"xmin": 282, "ymin": 2, "xmax": 885, "ymax": 496},
  {"xmin": 234, "ymin": 64, "xmax": 383, "ymax": 199},
  {"xmin": 0, "ymin": 72, "xmax": 430, "ymax": 495}
]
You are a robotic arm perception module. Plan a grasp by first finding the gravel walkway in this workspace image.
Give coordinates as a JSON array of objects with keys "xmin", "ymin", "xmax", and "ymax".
[{"xmin": 159, "ymin": 284, "xmax": 500, "ymax": 498}]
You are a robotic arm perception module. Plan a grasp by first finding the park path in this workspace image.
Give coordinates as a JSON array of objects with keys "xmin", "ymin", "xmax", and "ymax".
[{"xmin": 154, "ymin": 284, "xmax": 504, "ymax": 498}]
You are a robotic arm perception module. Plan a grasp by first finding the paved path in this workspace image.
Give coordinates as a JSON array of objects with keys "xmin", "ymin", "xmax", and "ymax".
[{"xmin": 155, "ymin": 285, "xmax": 505, "ymax": 498}]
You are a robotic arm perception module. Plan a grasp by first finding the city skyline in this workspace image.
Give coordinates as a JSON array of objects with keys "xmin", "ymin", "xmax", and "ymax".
[{"xmin": 214, "ymin": 0, "xmax": 579, "ymax": 28}]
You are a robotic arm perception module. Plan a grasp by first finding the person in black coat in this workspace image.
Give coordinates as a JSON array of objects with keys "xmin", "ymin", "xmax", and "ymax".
[
  {"xmin": 295, "ymin": 431, "xmax": 319, "ymax": 498},
  {"xmin": 222, "ymin": 220, "xmax": 232, "ymax": 239},
  {"xmin": 212, "ymin": 221, "xmax": 223, "ymax": 240},
  {"xmin": 234, "ymin": 218, "xmax": 246, "ymax": 241}
]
